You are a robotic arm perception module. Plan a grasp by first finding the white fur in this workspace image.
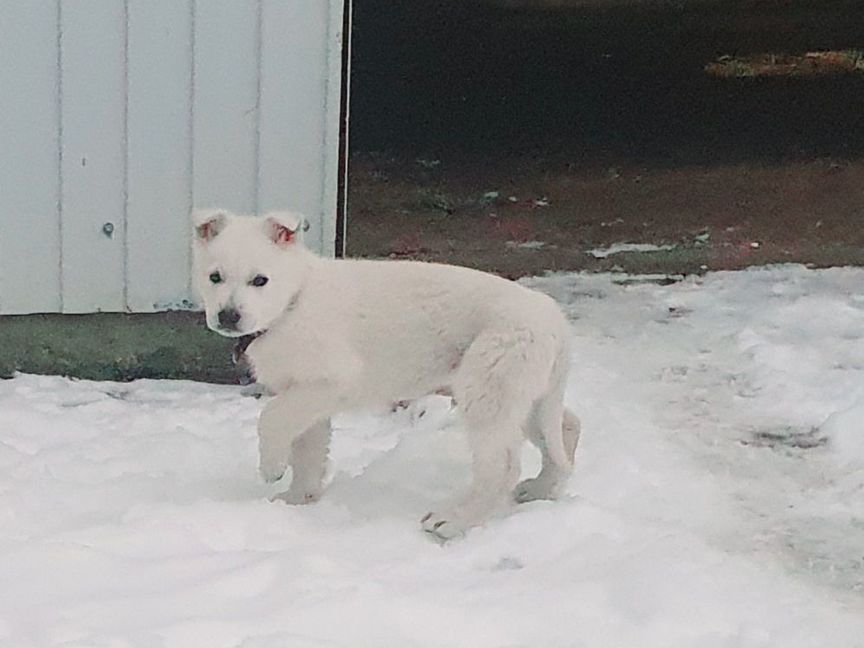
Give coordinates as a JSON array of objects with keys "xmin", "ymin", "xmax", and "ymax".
[{"xmin": 192, "ymin": 209, "xmax": 580, "ymax": 539}]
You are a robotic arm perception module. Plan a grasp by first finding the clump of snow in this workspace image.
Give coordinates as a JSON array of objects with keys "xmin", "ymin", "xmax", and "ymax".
[
  {"xmin": 2, "ymin": 265, "xmax": 864, "ymax": 647},
  {"xmin": 588, "ymin": 242, "xmax": 676, "ymax": 258},
  {"xmin": 505, "ymin": 239, "xmax": 546, "ymax": 250},
  {"xmin": 821, "ymin": 401, "xmax": 864, "ymax": 467}
]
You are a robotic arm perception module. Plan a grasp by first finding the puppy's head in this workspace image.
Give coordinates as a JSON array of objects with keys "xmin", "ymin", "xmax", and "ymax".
[{"xmin": 191, "ymin": 209, "xmax": 310, "ymax": 337}]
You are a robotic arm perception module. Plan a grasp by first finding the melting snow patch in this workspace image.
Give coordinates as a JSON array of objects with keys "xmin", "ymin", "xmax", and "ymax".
[
  {"xmin": 589, "ymin": 242, "xmax": 677, "ymax": 258},
  {"xmin": 505, "ymin": 240, "xmax": 546, "ymax": 250}
]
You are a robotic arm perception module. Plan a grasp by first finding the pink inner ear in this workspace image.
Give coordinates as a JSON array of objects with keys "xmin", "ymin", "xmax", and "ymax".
[
  {"xmin": 272, "ymin": 223, "xmax": 295, "ymax": 245},
  {"xmin": 197, "ymin": 221, "xmax": 213, "ymax": 241}
]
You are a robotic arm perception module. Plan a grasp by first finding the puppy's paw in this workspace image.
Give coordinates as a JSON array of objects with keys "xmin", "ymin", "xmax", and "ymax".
[
  {"xmin": 513, "ymin": 477, "xmax": 555, "ymax": 504},
  {"xmin": 420, "ymin": 510, "xmax": 470, "ymax": 541},
  {"xmin": 271, "ymin": 488, "xmax": 322, "ymax": 505},
  {"xmin": 258, "ymin": 456, "xmax": 287, "ymax": 484}
]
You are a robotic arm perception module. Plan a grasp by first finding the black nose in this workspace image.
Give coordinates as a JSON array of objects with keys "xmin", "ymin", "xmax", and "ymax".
[{"xmin": 218, "ymin": 308, "xmax": 241, "ymax": 330}]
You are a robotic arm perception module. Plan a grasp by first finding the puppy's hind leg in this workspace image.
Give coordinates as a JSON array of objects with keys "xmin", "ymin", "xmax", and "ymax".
[
  {"xmin": 514, "ymin": 403, "xmax": 579, "ymax": 503},
  {"xmin": 514, "ymin": 362, "xmax": 580, "ymax": 503},
  {"xmin": 422, "ymin": 330, "xmax": 536, "ymax": 540},
  {"xmin": 421, "ymin": 424, "xmax": 523, "ymax": 540}
]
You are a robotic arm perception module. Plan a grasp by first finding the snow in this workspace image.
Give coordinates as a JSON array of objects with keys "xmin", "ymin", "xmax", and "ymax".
[
  {"xmin": 588, "ymin": 242, "xmax": 676, "ymax": 258},
  {"xmin": 2, "ymin": 264, "xmax": 864, "ymax": 648},
  {"xmin": 822, "ymin": 401, "xmax": 864, "ymax": 468},
  {"xmin": 505, "ymin": 240, "xmax": 546, "ymax": 250}
]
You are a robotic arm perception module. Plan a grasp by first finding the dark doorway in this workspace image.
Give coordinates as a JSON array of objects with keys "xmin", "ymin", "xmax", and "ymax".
[{"xmin": 346, "ymin": 0, "xmax": 864, "ymax": 276}]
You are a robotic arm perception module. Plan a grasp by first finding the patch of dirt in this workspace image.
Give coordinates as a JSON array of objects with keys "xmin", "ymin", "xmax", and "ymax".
[{"xmin": 346, "ymin": 152, "xmax": 864, "ymax": 278}]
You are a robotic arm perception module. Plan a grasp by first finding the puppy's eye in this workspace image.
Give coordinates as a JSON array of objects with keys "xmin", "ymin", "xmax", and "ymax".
[
  {"xmin": 250, "ymin": 274, "xmax": 269, "ymax": 287},
  {"xmin": 209, "ymin": 271, "xmax": 223, "ymax": 284}
]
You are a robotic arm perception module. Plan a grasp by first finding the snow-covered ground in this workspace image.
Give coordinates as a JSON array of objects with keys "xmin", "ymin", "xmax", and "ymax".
[{"xmin": 2, "ymin": 265, "xmax": 863, "ymax": 648}]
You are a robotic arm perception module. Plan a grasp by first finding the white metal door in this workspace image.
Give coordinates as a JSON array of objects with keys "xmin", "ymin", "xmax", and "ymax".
[{"xmin": 0, "ymin": 0, "xmax": 347, "ymax": 314}]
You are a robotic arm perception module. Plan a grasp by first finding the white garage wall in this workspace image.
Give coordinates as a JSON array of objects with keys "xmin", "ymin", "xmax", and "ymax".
[{"xmin": 0, "ymin": 0, "xmax": 347, "ymax": 314}]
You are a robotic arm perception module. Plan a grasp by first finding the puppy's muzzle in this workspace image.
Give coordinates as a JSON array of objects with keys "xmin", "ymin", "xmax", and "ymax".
[{"xmin": 217, "ymin": 307, "xmax": 242, "ymax": 332}]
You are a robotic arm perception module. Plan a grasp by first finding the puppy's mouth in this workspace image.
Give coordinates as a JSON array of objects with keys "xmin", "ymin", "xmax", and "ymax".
[
  {"xmin": 213, "ymin": 328, "xmax": 251, "ymax": 338},
  {"xmin": 211, "ymin": 326, "xmax": 246, "ymax": 338},
  {"xmin": 209, "ymin": 319, "xmax": 259, "ymax": 338}
]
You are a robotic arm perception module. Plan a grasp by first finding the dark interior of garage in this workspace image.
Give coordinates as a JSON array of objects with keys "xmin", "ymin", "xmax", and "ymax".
[{"xmin": 346, "ymin": 0, "xmax": 864, "ymax": 276}]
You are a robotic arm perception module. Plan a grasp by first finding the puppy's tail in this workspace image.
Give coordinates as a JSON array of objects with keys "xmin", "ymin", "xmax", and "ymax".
[
  {"xmin": 553, "ymin": 407, "xmax": 581, "ymax": 469},
  {"xmin": 543, "ymin": 347, "xmax": 580, "ymax": 470}
]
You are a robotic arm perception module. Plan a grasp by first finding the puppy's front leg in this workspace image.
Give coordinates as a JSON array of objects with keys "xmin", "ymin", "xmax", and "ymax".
[
  {"xmin": 257, "ymin": 386, "xmax": 336, "ymax": 499},
  {"xmin": 273, "ymin": 419, "xmax": 331, "ymax": 504}
]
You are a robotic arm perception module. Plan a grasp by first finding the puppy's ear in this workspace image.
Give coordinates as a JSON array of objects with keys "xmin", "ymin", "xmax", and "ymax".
[
  {"xmin": 264, "ymin": 211, "xmax": 308, "ymax": 247},
  {"xmin": 192, "ymin": 209, "xmax": 227, "ymax": 243}
]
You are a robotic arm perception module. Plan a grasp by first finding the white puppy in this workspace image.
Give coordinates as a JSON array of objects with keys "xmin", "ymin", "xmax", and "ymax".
[{"xmin": 191, "ymin": 209, "xmax": 580, "ymax": 539}]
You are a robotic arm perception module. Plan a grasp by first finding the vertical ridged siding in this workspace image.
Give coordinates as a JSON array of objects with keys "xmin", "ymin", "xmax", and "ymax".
[{"xmin": 0, "ymin": 0, "xmax": 346, "ymax": 314}]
